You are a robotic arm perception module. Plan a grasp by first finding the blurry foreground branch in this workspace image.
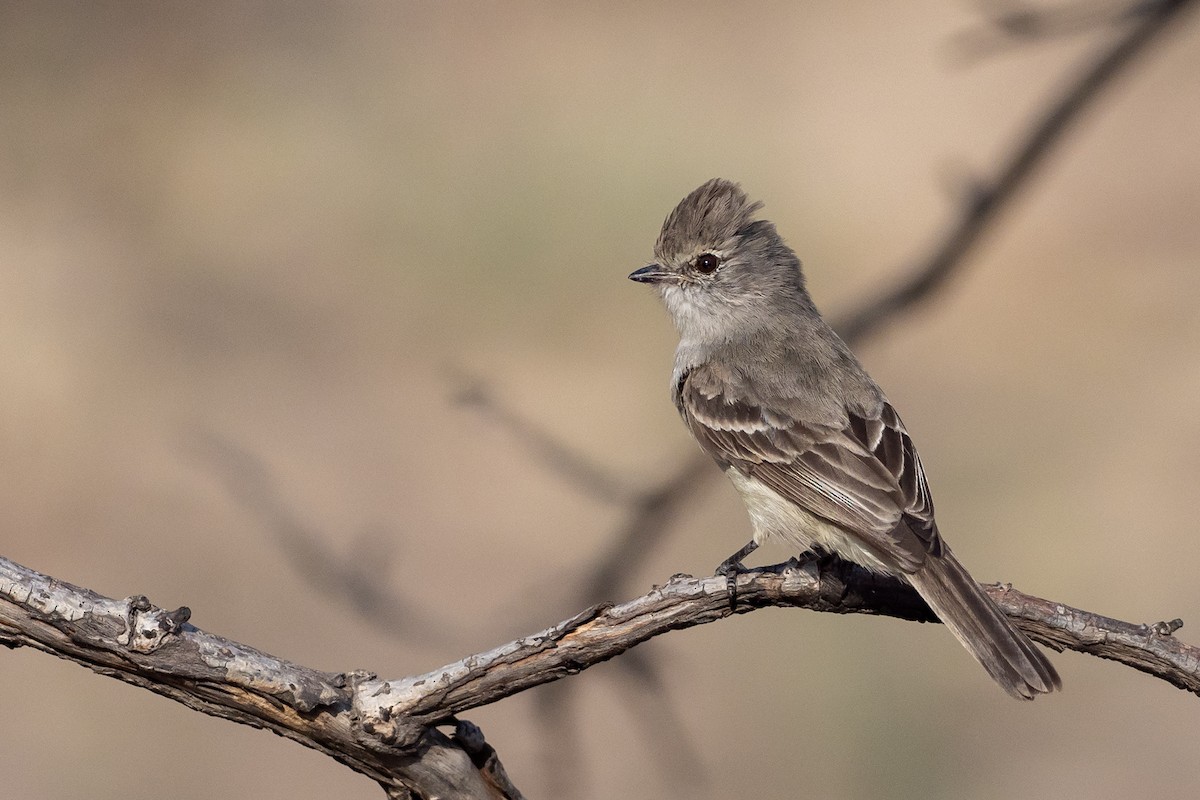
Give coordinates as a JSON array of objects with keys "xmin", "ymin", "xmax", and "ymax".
[{"xmin": 3, "ymin": 552, "xmax": 1199, "ymax": 799}]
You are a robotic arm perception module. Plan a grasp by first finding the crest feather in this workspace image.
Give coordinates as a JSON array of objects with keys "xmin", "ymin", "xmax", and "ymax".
[{"xmin": 654, "ymin": 179, "xmax": 764, "ymax": 261}]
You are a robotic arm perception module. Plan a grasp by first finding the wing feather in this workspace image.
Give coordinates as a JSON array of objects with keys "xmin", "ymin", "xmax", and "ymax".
[{"xmin": 676, "ymin": 365, "xmax": 943, "ymax": 571}]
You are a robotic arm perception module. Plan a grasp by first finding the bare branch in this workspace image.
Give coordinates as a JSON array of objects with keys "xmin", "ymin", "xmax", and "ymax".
[
  {"xmin": 0, "ymin": 555, "xmax": 521, "ymax": 800},
  {"xmin": 950, "ymin": 0, "xmax": 1144, "ymax": 62},
  {"xmin": 835, "ymin": 0, "xmax": 1196, "ymax": 344},
  {"xmin": 376, "ymin": 558, "xmax": 1200, "ymax": 723},
  {"xmin": 581, "ymin": 455, "xmax": 715, "ymax": 604},
  {"xmin": 5, "ymin": 545, "xmax": 1199, "ymax": 795},
  {"xmin": 451, "ymin": 372, "xmax": 644, "ymax": 507},
  {"xmin": 187, "ymin": 431, "xmax": 454, "ymax": 648}
]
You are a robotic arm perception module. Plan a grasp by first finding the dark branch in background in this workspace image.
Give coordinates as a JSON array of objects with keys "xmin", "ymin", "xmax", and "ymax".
[
  {"xmin": 952, "ymin": 0, "xmax": 1148, "ymax": 62},
  {"xmin": 188, "ymin": 431, "xmax": 453, "ymax": 648},
  {"xmin": 451, "ymin": 372, "xmax": 645, "ymax": 508},
  {"xmin": 450, "ymin": 379, "xmax": 712, "ymax": 797},
  {"xmin": 836, "ymin": 0, "xmax": 1194, "ymax": 342}
]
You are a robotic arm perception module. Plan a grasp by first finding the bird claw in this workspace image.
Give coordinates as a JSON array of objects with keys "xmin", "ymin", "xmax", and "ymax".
[
  {"xmin": 714, "ymin": 540, "xmax": 760, "ymax": 611},
  {"xmin": 715, "ymin": 560, "xmax": 746, "ymax": 611}
]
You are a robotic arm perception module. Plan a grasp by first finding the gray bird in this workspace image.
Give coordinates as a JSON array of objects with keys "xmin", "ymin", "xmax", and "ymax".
[{"xmin": 629, "ymin": 178, "xmax": 1059, "ymax": 699}]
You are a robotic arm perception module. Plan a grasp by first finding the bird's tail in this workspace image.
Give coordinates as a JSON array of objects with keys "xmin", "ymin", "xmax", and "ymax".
[{"xmin": 907, "ymin": 551, "xmax": 1060, "ymax": 700}]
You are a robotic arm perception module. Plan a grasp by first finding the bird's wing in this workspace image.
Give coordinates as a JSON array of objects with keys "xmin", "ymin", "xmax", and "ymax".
[{"xmin": 677, "ymin": 366, "xmax": 941, "ymax": 573}]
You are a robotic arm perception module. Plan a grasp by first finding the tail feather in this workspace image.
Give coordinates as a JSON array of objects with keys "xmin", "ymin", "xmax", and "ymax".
[{"xmin": 907, "ymin": 551, "xmax": 1060, "ymax": 700}]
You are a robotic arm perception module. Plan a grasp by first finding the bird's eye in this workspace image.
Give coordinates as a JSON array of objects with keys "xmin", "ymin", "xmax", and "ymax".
[{"xmin": 694, "ymin": 253, "xmax": 720, "ymax": 274}]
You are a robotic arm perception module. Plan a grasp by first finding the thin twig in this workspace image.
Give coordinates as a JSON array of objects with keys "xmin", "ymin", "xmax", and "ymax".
[
  {"xmin": 187, "ymin": 430, "xmax": 454, "ymax": 647},
  {"xmin": 451, "ymin": 372, "xmax": 645, "ymax": 507},
  {"xmin": 951, "ymin": 0, "xmax": 1148, "ymax": 62},
  {"xmin": 836, "ymin": 0, "xmax": 1195, "ymax": 343}
]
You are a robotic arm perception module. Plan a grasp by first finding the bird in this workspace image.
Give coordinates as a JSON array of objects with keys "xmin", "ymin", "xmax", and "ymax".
[{"xmin": 629, "ymin": 178, "xmax": 1060, "ymax": 699}]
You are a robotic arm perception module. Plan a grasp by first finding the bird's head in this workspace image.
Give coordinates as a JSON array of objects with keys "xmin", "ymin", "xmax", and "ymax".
[{"xmin": 629, "ymin": 179, "xmax": 807, "ymax": 342}]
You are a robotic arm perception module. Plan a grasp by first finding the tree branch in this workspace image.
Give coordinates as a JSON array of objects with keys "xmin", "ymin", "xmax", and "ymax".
[
  {"xmin": 5, "ymin": 548, "xmax": 1199, "ymax": 798},
  {"xmin": 836, "ymin": 0, "xmax": 1196, "ymax": 342},
  {"xmin": 373, "ymin": 558, "xmax": 1200, "ymax": 721},
  {"xmin": 187, "ymin": 431, "xmax": 454, "ymax": 648},
  {"xmin": 0, "ymin": 555, "xmax": 521, "ymax": 800}
]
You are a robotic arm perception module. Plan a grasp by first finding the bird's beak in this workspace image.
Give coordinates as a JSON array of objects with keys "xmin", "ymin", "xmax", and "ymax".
[{"xmin": 628, "ymin": 264, "xmax": 673, "ymax": 284}]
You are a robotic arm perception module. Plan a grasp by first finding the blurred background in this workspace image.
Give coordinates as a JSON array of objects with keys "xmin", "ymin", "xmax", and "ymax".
[{"xmin": 2, "ymin": 2, "xmax": 1199, "ymax": 798}]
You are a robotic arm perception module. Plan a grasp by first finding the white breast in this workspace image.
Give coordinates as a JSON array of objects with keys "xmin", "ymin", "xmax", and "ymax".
[{"xmin": 725, "ymin": 467, "xmax": 891, "ymax": 573}]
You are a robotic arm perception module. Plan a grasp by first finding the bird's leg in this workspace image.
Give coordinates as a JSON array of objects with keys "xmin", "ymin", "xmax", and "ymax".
[{"xmin": 715, "ymin": 540, "xmax": 760, "ymax": 611}]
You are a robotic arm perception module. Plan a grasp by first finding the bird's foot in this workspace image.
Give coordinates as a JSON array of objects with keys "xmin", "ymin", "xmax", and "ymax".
[{"xmin": 714, "ymin": 540, "xmax": 760, "ymax": 611}]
